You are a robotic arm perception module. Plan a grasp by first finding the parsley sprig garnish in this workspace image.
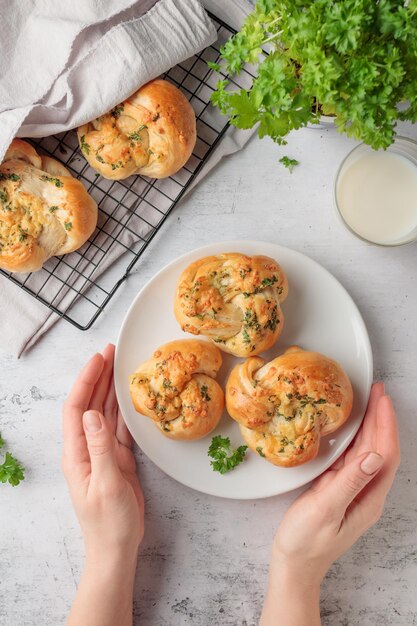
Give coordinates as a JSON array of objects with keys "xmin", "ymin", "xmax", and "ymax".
[
  {"xmin": 208, "ymin": 436, "xmax": 248, "ymax": 474},
  {"xmin": 0, "ymin": 432, "xmax": 25, "ymax": 487},
  {"xmin": 279, "ymin": 156, "xmax": 299, "ymax": 172}
]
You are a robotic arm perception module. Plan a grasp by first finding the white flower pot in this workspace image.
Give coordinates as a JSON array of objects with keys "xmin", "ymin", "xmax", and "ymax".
[{"xmin": 308, "ymin": 114, "xmax": 336, "ymax": 129}]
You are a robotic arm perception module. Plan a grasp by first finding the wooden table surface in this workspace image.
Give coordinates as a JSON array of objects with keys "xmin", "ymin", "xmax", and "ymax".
[{"xmin": 1, "ymin": 118, "xmax": 416, "ymax": 626}]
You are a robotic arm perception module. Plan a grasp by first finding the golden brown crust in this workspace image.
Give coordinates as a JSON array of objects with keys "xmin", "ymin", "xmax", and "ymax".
[
  {"xmin": 129, "ymin": 339, "xmax": 224, "ymax": 440},
  {"xmin": 0, "ymin": 139, "xmax": 98, "ymax": 273},
  {"xmin": 226, "ymin": 346, "xmax": 353, "ymax": 467},
  {"xmin": 174, "ymin": 253, "xmax": 288, "ymax": 357},
  {"xmin": 77, "ymin": 79, "xmax": 196, "ymax": 180}
]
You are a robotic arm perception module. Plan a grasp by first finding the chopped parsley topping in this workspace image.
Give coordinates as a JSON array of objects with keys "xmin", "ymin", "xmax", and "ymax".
[
  {"xmin": 261, "ymin": 276, "xmax": 278, "ymax": 288},
  {"xmin": 0, "ymin": 173, "xmax": 20, "ymax": 182},
  {"xmin": 64, "ymin": 221, "xmax": 73, "ymax": 231},
  {"xmin": 256, "ymin": 447, "xmax": 265, "ymax": 457},
  {"xmin": 0, "ymin": 189, "xmax": 11, "ymax": 212},
  {"xmin": 265, "ymin": 305, "xmax": 279, "ymax": 332},
  {"xmin": 162, "ymin": 378, "xmax": 171, "ymax": 389},
  {"xmin": 294, "ymin": 393, "xmax": 327, "ymax": 408},
  {"xmin": 40, "ymin": 175, "xmax": 63, "ymax": 187},
  {"xmin": 80, "ymin": 135, "xmax": 90, "ymax": 155},
  {"xmin": 239, "ymin": 267, "xmax": 252, "ymax": 278},
  {"xmin": 18, "ymin": 227, "xmax": 28, "ymax": 243},
  {"xmin": 244, "ymin": 308, "xmax": 261, "ymax": 331},
  {"xmin": 278, "ymin": 436, "xmax": 294, "ymax": 453},
  {"xmin": 200, "ymin": 385, "xmax": 211, "ymax": 402},
  {"xmin": 49, "ymin": 206, "xmax": 59, "ymax": 213},
  {"xmin": 128, "ymin": 125, "xmax": 148, "ymax": 142},
  {"xmin": 191, "ymin": 281, "xmax": 201, "ymax": 293},
  {"xmin": 242, "ymin": 329, "xmax": 250, "ymax": 344},
  {"xmin": 111, "ymin": 105, "xmax": 124, "ymax": 118},
  {"xmin": 155, "ymin": 404, "xmax": 167, "ymax": 416}
]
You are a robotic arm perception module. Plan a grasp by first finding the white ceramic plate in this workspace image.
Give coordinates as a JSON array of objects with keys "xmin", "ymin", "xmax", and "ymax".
[{"xmin": 115, "ymin": 241, "xmax": 373, "ymax": 499}]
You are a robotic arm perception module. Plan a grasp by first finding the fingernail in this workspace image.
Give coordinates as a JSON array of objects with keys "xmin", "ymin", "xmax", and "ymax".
[
  {"xmin": 84, "ymin": 411, "xmax": 102, "ymax": 433},
  {"xmin": 361, "ymin": 452, "xmax": 384, "ymax": 475}
]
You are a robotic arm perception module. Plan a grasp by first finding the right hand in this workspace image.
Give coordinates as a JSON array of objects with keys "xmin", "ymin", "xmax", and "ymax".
[{"xmin": 272, "ymin": 382, "xmax": 400, "ymax": 585}]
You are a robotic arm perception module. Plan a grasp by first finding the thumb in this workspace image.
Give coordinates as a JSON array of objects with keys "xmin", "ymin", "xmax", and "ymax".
[
  {"xmin": 322, "ymin": 451, "xmax": 384, "ymax": 520},
  {"xmin": 83, "ymin": 410, "xmax": 121, "ymax": 480}
]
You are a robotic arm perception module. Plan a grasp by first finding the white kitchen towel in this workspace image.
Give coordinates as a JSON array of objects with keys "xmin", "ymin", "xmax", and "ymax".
[
  {"xmin": 0, "ymin": 0, "xmax": 218, "ymax": 159},
  {"xmin": 0, "ymin": 0, "xmax": 255, "ymax": 357}
]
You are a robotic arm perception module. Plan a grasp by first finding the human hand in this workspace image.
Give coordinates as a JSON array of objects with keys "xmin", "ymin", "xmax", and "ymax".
[
  {"xmin": 272, "ymin": 382, "xmax": 400, "ymax": 583},
  {"xmin": 260, "ymin": 383, "xmax": 400, "ymax": 626},
  {"xmin": 62, "ymin": 344, "xmax": 144, "ymax": 566}
]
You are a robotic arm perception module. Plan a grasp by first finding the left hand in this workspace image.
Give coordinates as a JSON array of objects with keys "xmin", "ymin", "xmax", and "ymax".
[
  {"xmin": 272, "ymin": 382, "xmax": 400, "ymax": 584},
  {"xmin": 62, "ymin": 344, "xmax": 144, "ymax": 563},
  {"xmin": 259, "ymin": 383, "xmax": 400, "ymax": 626}
]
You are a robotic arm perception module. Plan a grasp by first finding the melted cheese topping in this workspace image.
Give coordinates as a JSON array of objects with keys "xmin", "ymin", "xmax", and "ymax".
[
  {"xmin": 177, "ymin": 255, "xmax": 285, "ymax": 352},
  {"xmin": 243, "ymin": 368, "xmax": 343, "ymax": 460},
  {"xmin": 0, "ymin": 180, "xmax": 48, "ymax": 253},
  {"xmin": 81, "ymin": 108, "xmax": 152, "ymax": 172},
  {"xmin": 130, "ymin": 350, "xmax": 212, "ymax": 425}
]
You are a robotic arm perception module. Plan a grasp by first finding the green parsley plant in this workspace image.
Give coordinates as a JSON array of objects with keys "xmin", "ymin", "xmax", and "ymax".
[{"xmin": 210, "ymin": 0, "xmax": 417, "ymax": 150}]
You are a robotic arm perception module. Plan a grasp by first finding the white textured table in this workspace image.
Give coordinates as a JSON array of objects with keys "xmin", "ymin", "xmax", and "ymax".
[{"xmin": 1, "ymin": 121, "xmax": 417, "ymax": 626}]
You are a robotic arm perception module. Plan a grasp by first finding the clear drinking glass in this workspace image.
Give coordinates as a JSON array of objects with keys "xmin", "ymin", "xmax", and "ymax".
[{"xmin": 334, "ymin": 136, "xmax": 417, "ymax": 246}]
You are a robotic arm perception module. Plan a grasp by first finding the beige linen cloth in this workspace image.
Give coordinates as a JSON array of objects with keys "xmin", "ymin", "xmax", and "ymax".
[{"xmin": 0, "ymin": 0, "xmax": 254, "ymax": 356}]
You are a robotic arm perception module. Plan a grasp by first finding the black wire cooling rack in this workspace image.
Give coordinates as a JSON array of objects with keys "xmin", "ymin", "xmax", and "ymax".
[{"xmin": 1, "ymin": 13, "xmax": 255, "ymax": 330}]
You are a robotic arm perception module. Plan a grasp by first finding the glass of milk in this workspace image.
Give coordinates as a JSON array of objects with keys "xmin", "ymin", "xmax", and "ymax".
[{"xmin": 334, "ymin": 136, "xmax": 417, "ymax": 246}]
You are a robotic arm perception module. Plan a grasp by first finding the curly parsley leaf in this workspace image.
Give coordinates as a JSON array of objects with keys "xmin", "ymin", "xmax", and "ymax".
[
  {"xmin": 207, "ymin": 60, "xmax": 221, "ymax": 72},
  {"xmin": 208, "ymin": 435, "xmax": 248, "ymax": 474},
  {"xmin": 279, "ymin": 156, "xmax": 299, "ymax": 172},
  {"xmin": 0, "ymin": 434, "xmax": 25, "ymax": 487}
]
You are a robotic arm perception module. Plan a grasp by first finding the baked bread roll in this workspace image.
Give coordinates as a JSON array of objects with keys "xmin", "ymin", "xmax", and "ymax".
[
  {"xmin": 77, "ymin": 79, "xmax": 196, "ymax": 180},
  {"xmin": 129, "ymin": 339, "xmax": 224, "ymax": 440},
  {"xmin": 0, "ymin": 139, "xmax": 97, "ymax": 273},
  {"xmin": 226, "ymin": 346, "xmax": 353, "ymax": 467},
  {"xmin": 174, "ymin": 253, "xmax": 288, "ymax": 357}
]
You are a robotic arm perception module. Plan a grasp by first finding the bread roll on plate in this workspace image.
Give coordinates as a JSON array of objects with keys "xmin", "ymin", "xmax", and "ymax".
[
  {"xmin": 174, "ymin": 253, "xmax": 288, "ymax": 357},
  {"xmin": 226, "ymin": 346, "xmax": 353, "ymax": 467},
  {"xmin": 77, "ymin": 79, "xmax": 196, "ymax": 180},
  {"xmin": 129, "ymin": 339, "xmax": 224, "ymax": 440},
  {"xmin": 0, "ymin": 139, "xmax": 97, "ymax": 273}
]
